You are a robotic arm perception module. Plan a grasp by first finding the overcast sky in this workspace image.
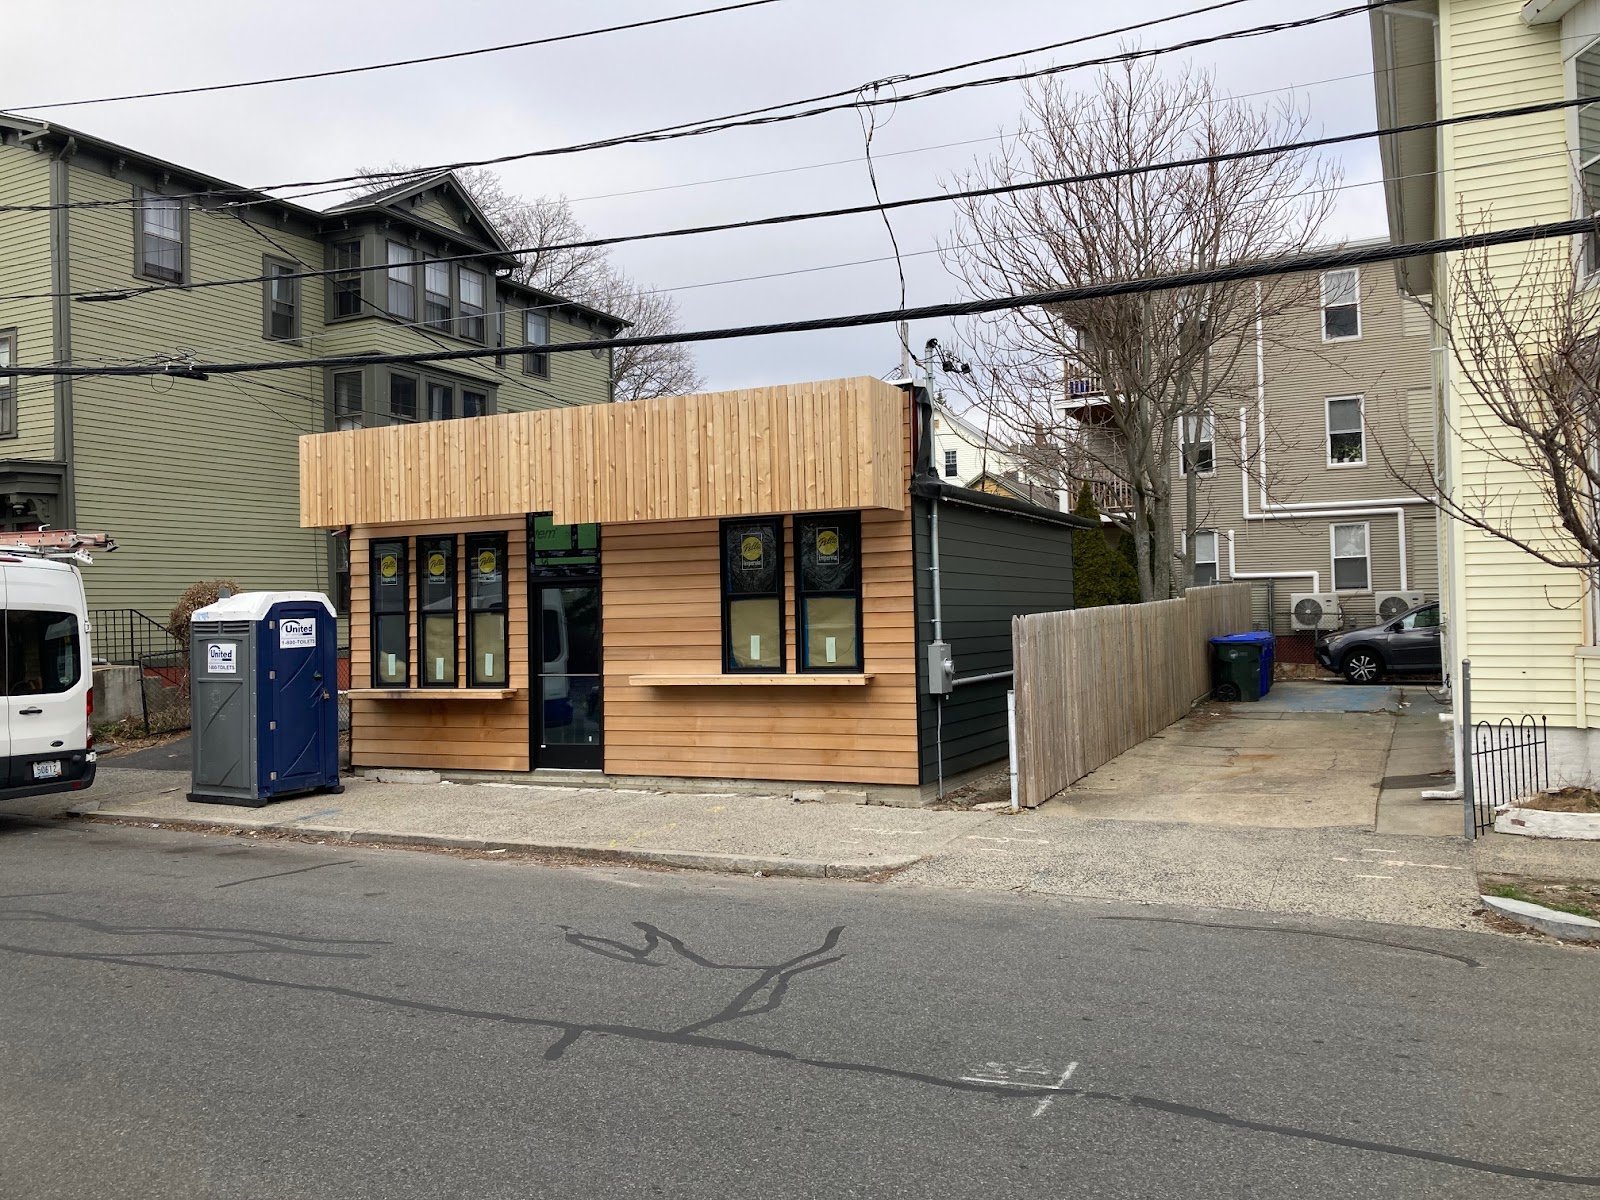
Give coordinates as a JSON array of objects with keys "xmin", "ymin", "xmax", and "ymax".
[{"xmin": 4, "ymin": 0, "xmax": 1387, "ymax": 390}]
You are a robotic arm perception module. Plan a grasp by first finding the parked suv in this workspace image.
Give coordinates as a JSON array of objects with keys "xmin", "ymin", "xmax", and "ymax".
[{"xmin": 1315, "ymin": 601, "xmax": 1443, "ymax": 684}]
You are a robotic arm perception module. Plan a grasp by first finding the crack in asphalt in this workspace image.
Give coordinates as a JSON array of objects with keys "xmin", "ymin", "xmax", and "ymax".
[
  {"xmin": 1096, "ymin": 914, "xmax": 1484, "ymax": 968},
  {"xmin": 0, "ymin": 912, "xmax": 1589, "ymax": 1185}
]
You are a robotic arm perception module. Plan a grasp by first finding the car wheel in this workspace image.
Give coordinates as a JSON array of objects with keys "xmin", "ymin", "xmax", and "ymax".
[{"xmin": 1341, "ymin": 649, "xmax": 1383, "ymax": 684}]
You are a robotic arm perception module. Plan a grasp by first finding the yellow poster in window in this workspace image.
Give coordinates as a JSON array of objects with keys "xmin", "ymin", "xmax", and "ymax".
[
  {"xmin": 815, "ymin": 529, "xmax": 840, "ymax": 560},
  {"xmin": 379, "ymin": 553, "xmax": 398, "ymax": 580},
  {"xmin": 740, "ymin": 535, "xmax": 764, "ymax": 565},
  {"xmin": 428, "ymin": 552, "xmax": 447, "ymax": 577},
  {"xmin": 478, "ymin": 549, "xmax": 497, "ymax": 576}
]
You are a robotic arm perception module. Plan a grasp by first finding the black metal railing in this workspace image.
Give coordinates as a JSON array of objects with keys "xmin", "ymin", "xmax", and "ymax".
[
  {"xmin": 1464, "ymin": 714, "xmax": 1548, "ymax": 837},
  {"xmin": 90, "ymin": 609, "xmax": 182, "ymax": 664}
]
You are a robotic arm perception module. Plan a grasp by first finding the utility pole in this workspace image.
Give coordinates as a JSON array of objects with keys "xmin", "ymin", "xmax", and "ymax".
[{"xmin": 899, "ymin": 321, "xmax": 913, "ymax": 383}]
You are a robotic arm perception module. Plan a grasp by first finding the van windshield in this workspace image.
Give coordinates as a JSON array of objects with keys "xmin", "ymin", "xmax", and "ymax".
[{"xmin": 8, "ymin": 610, "xmax": 81, "ymax": 695}]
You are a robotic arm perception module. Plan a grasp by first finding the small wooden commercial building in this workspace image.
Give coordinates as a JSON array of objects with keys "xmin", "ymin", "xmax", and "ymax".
[{"xmin": 299, "ymin": 377, "xmax": 1086, "ymax": 797}]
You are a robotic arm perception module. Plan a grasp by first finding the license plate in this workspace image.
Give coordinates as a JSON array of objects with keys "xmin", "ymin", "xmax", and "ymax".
[{"xmin": 32, "ymin": 760, "xmax": 61, "ymax": 780}]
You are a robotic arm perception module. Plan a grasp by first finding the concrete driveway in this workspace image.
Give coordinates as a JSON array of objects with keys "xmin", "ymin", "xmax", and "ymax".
[{"xmin": 1038, "ymin": 682, "xmax": 1445, "ymax": 830}]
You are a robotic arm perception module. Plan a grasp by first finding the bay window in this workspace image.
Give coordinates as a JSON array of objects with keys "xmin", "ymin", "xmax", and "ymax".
[
  {"xmin": 386, "ymin": 242, "xmax": 417, "ymax": 319},
  {"xmin": 458, "ymin": 268, "xmax": 486, "ymax": 341},
  {"xmin": 424, "ymin": 261, "xmax": 452, "ymax": 331}
]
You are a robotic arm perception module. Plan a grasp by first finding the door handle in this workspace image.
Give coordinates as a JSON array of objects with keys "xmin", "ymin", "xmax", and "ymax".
[{"xmin": 18, "ymin": 707, "xmax": 43, "ymax": 716}]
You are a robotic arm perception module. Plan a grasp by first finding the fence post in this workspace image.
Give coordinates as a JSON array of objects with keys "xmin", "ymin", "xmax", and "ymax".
[
  {"xmin": 1007, "ymin": 688, "xmax": 1019, "ymax": 813},
  {"xmin": 1460, "ymin": 658, "xmax": 1474, "ymax": 840}
]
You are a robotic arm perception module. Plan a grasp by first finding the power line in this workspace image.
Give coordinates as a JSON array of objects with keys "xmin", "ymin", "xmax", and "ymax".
[
  {"xmin": 11, "ymin": 86, "xmax": 1591, "ymax": 308},
  {"xmin": 1, "ymin": 1, "xmax": 787, "ymax": 112},
  {"xmin": 1, "ymin": 0, "xmax": 1413, "ymax": 215},
  {"xmin": 8, "ymin": 217, "xmax": 1592, "ymax": 380}
]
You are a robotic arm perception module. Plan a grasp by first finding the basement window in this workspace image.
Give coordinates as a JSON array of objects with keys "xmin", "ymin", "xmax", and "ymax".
[
  {"xmin": 721, "ymin": 517, "xmax": 784, "ymax": 672},
  {"xmin": 370, "ymin": 539, "xmax": 409, "ymax": 687},
  {"xmin": 796, "ymin": 513, "xmax": 862, "ymax": 671}
]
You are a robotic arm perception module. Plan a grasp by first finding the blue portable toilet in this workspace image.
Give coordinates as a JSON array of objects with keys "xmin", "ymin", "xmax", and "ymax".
[{"xmin": 188, "ymin": 591, "xmax": 343, "ymax": 807}]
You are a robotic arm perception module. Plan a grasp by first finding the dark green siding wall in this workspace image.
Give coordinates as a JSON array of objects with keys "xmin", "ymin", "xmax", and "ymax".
[{"xmin": 913, "ymin": 498, "xmax": 1075, "ymax": 785}]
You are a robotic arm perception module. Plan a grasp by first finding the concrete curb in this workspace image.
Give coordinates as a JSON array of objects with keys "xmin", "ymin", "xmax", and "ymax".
[
  {"xmin": 81, "ymin": 812, "xmax": 919, "ymax": 880},
  {"xmin": 1481, "ymin": 894, "xmax": 1600, "ymax": 944}
]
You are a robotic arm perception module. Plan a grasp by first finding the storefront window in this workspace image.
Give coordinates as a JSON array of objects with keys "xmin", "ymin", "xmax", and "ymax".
[
  {"xmin": 795, "ymin": 513, "xmax": 862, "ymax": 671},
  {"xmin": 370, "ymin": 539, "xmax": 408, "ymax": 687},
  {"xmin": 721, "ymin": 517, "xmax": 784, "ymax": 672},
  {"xmin": 417, "ymin": 535, "xmax": 457, "ymax": 686},
  {"xmin": 466, "ymin": 532, "xmax": 508, "ymax": 686}
]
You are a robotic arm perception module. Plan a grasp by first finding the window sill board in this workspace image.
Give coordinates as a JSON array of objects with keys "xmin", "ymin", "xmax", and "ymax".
[
  {"xmin": 345, "ymin": 687, "xmax": 518, "ymax": 700},
  {"xmin": 628, "ymin": 673, "xmax": 873, "ymax": 688}
]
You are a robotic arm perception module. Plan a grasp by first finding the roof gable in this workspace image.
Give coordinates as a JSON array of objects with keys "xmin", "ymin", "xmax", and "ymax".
[{"xmin": 327, "ymin": 171, "xmax": 509, "ymax": 252}]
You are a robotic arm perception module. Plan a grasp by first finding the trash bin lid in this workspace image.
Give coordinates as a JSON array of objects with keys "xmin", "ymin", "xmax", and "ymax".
[
  {"xmin": 193, "ymin": 590, "xmax": 336, "ymax": 624},
  {"xmin": 1210, "ymin": 631, "xmax": 1276, "ymax": 647}
]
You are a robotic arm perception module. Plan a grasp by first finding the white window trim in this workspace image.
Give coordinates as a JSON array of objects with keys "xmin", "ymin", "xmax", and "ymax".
[
  {"xmin": 1193, "ymin": 529, "xmax": 1219, "ymax": 585},
  {"xmin": 1179, "ymin": 412, "xmax": 1216, "ymax": 478},
  {"xmin": 1321, "ymin": 268, "xmax": 1362, "ymax": 343},
  {"xmin": 1330, "ymin": 521, "xmax": 1372, "ymax": 593},
  {"xmin": 1325, "ymin": 394, "xmax": 1366, "ymax": 468},
  {"xmin": 943, "ymin": 449, "xmax": 959, "ymax": 477},
  {"xmin": 1569, "ymin": 35, "xmax": 1600, "ymax": 281}
]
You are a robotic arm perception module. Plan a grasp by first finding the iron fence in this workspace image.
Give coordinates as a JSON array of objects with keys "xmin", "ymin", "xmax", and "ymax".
[
  {"xmin": 90, "ymin": 608, "xmax": 181, "ymax": 664},
  {"xmin": 1459, "ymin": 659, "xmax": 1549, "ymax": 838}
]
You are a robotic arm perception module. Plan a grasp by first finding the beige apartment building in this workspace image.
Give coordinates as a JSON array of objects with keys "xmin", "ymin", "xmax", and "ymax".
[{"xmin": 1062, "ymin": 248, "xmax": 1440, "ymax": 637}]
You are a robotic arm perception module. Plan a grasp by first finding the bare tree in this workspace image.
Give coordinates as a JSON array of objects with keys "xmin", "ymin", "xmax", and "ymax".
[
  {"xmin": 353, "ymin": 166, "xmax": 703, "ymax": 402},
  {"xmin": 939, "ymin": 61, "xmax": 1337, "ymax": 599}
]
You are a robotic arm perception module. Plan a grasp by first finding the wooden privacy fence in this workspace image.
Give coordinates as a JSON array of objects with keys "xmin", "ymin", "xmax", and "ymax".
[{"xmin": 1012, "ymin": 583, "xmax": 1252, "ymax": 807}]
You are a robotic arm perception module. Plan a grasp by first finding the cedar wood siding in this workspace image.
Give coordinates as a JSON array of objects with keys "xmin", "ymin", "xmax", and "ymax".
[
  {"xmin": 0, "ymin": 145, "xmax": 58, "ymax": 460},
  {"xmin": 913, "ymin": 498, "xmax": 1075, "ymax": 782},
  {"xmin": 1437, "ymin": 0, "xmax": 1586, "ymax": 725}
]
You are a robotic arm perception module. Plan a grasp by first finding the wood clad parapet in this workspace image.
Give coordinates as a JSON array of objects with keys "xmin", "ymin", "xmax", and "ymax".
[{"xmin": 301, "ymin": 377, "xmax": 907, "ymax": 529}]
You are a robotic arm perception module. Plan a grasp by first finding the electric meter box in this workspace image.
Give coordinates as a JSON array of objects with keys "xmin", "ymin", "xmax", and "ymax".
[{"xmin": 188, "ymin": 591, "xmax": 342, "ymax": 807}]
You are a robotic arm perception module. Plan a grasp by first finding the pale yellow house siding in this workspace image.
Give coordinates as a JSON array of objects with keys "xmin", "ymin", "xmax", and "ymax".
[
  {"xmin": 1438, "ymin": 0, "xmax": 1586, "ymax": 725},
  {"xmin": 0, "ymin": 147, "xmax": 59, "ymax": 460}
]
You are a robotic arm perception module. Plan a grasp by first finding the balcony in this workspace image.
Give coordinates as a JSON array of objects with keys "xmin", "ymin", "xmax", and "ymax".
[
  {"xmin": 1066, "ymin": 374, "xmax": 1104, "ymax": 399},
  {"xmin": 1067, "ymin": 469, "xmax": 1134, "ymax": 515}
]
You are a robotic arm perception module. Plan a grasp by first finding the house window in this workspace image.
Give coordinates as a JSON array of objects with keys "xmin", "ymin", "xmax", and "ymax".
[
  {"xmin": 370, "ymin": 539, "xmax": 408, "ymax": 687},
  {"xmin": 466, "ymin": 533, "xmax": 508, "ymax": 686},
  {"xmin": 796, "ymin": 513, "xmax": 862, "ymax": 671},
  {"xmin": 386, "ymin": 242, "xmax": 416, "ymax": 319},
  {"xmin": 136, "ymin": 192, "xmax": 184, "ymax": 282},
  {"xmin": 1181, "ymin": 411, "xmax": 1215, "ymax": 476},
  {"xmin": 1326, "ymin": 395, "xmax": 1365, "ymax": 465},
  {"xmin": 463, "ymin": 389, "xmax": 488, "ymax": 418},
  {"xmin": 524, "ymin": 310, "xmax": 550, "ymax": 377},
  {"xmin": 721, "ymin": 517, "xmax": 784, "ymax": 672},
  {"xmin": 427, "ymin": 382, "xmax": 453, "ymax": 422},
  {"xmin": 262, "ymin": 259, "xmax": 298, "ymax": 341},
  {"xmin": 332, "ymin": 240, "xmax": 363, "ymax": 318},
  {"xmin": 1321, "ymin": 269, "xmax": 1361, "ymax": 340},
  {"xmin": 1578, "ymin": 41, "xmax": 1600, "ymax": 271},
  {"xmin": 0, "ymin": 328, "xmax": 15, "ymax": 440},
  {"xmin": 458, "ymin": 268, "xmax": 486, "ymax": 341},
  {"xmin": 943, "ymin": 449, "xmax": 959, "ymax": 477},
  {"xmin": 417, "ymin": 535, "xmax": 457, "ymax": 687},
  {"xmin": 424, "ymin": 261, "xmax": 452, "ymax": 331},
  {"xmin": 1331, "ymin": 522, "xmax": 1370, "ymax": 591},
  {"xmin": 333, "ymin": 371, "xmax": 363, "ymax": 431},
  {"xmin": 389, "ymin": 374, "xmax": 418, "ymax": 423},
  {"xmin": 1193, "ymin": 530, "xmax": 1218, "ymax": 586}
]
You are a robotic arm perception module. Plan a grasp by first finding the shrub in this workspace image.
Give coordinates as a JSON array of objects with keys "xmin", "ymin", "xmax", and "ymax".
[
  {"xmin": 168, "ymin": 579, "xmax": 241, "ymax": 643},
  {"xmin": 1071, "ymin": 486, "xmax": 1140, "ymax": 607}
]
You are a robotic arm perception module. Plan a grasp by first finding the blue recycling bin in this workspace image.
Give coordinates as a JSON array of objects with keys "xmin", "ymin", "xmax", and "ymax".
[
  {"xmin": 188, "ymin": 592, "xmax": 343, "ymax": 807},
  {"xmin": 1210, "ymin": 631, "xmax": 1276, "ymax": 701}
]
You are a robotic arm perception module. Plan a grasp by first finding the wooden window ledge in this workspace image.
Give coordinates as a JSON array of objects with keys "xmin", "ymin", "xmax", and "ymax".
[
  {"xmin": 345, "ymin": 688, "xmax": 519, "ymax": 701},
  {"xmin": 628, "ymin": 673, "xmax": 872, "ymax": 688}
]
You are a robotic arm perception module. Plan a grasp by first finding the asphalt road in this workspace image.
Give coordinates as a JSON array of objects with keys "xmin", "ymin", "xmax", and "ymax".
[{"xmin": 1, "ymin": 814, "xmax": 1596, "ymax": 1200}]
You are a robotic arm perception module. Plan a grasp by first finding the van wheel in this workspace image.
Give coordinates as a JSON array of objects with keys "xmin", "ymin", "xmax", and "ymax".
[{"xmin": 1341, "ymin": 650, "xmax": 1383, "ymax": 684}]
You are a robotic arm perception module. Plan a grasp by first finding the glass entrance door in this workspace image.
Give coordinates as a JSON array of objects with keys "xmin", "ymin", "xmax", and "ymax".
[{"xmin": 528, "ymin": 515, "xmax": 602, "ymax": 771}]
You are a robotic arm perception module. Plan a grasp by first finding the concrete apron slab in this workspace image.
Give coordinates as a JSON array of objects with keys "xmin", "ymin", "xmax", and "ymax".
[{"xmin": 76, "ymin": 774, "xmax": 993, "ymax": 879}]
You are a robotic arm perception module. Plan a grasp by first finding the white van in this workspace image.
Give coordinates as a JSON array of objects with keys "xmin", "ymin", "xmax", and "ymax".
[{"xmin": 0, "ymin": 554, "xmax": 95, "ymax": 801}]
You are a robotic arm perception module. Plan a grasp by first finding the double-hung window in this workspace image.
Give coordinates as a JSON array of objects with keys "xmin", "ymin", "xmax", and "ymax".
[
  {"xmin": 458, "ymin": 268, "xmax": 486, "ymax": 341},
  {"xmin": 466, "ymin": 533, "xmax": 509, "ymax": 686},
  {"xmin": 386, "ymin": 242, "xmax": 417, "ymax": 319},
  {"xmin": 1331, "ymin": 522, "xmax": 1370, "ymax": 591},
  {"xmin": 424, "ymin": 262, "xmax": 452, "ymax": 331},
  {"xmin": 263, "ymin": 259, "xmax": 299, "ymax": 341},
  {"xmin": 1321, "ymin": 269, "xmax": 1361, "ymax": 340},
  {"xmin": 1181, "ymin": 412, "xmax": 1215, "ymax": 476},
  {"xmin": 1578, "ymin": 41, "xmax": 1600, "ymax": 272},
  {"xmin": 1192, "ymin": 530, "xmax": 1219, "ymax": 586},
  {"xmin": 137, "ymin": 192, "xmax": 184, "ymax": 282},
  {"xmin": 721, "ymin": 518, "xmax": 784, "ymax": 672},
  {"xmin": 427, "ymin": 382, "xmax": 454, "ymax": 422},
  {"xmin": 1326, "ymin": 395, "xmax": 1365, "ymax": 465},
  {"xmin": 0, "ymin": 328, "xmax": 15, "ymax": 440},
  {"xmin": 796, "ymin": 514, "xmax": 863, "ymax": 671},
  {"xmin": 371, "ymin": 539, "xmax": 409, "ymax": 687},
  {"xmin": 463, "ymin": 389, "xmax": 488, "ymax": 418},
  {"xmin": 417, "ymin": 536, "xmax": 457, "ymax": 687},
  {"xmin": 333, "ymin": 371, "xmax": 364, "ymax": 431},
  {"xmin": 331, "ymin": 240, "xmax": 363, "ymax": 318},
  {"xmin": 389, "ymin": 373, "xmax": 418, "ymax": 423},
  {"xmin": 943, "ymin": 449, "xmax": 959, "ymax": 477},
  {"xmin": 524, "ymin": 310, "xmax": 550, "ymax": 377}
]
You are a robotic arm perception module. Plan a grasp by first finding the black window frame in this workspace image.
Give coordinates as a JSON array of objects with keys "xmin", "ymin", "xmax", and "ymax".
[
  {"xmin": 385, "ymin": 240, "xmax": 417, "ymax": 320},
  {"xmin": 465, "ymin": 532, "xmax": 510, "ymax": 687},
  {"xmin": 389, "ymin": 372, "xmax": 419, "ymax": 423},
  {"xmin": 416, "ymin": 534, "xmax": 458, "ymax": 688},
  {"xmin": 720, "ymin": 516, "xmax": 786, "ymax": 675},
  {"xmin": 261, "ymin": 256, "xmax": 300, "ymax": 342},
  {"xmin": 331, "ymin": 239, "xmax": 363, "ymax": 319},
  {"xmin": 794, "ymin": 512, "xmax": 864, "ymax": 674},
  {"xmin": 0, "ymin": 327, "xmax": 15, "ymax": 440},
  {"xmin": 523, "ymin": 309, "xmax": 551, "ymax": 378},
  {"xmin": 134, "ymin": 189, "xmax": 186, "ymax": 284},
  {"xmin": 370, "ymin": 539, "xmax": 409, "ymax": 688}
]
